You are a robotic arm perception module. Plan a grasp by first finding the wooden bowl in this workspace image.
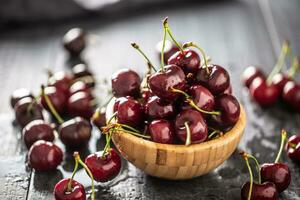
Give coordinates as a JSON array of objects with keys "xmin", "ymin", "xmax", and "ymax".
[{"xmin": 108, "ymin": 100, "xmax": 246, "ymax": 180}]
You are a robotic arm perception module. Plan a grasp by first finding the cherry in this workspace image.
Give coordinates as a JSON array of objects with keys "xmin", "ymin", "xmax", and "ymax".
[
  {"xmin": 190, "ymin": 85, "xmax": 215, "ymax": 112},
  {"xmin": 63, "ymin": 28, "xmax": 86, "ymax": 56},
  {"xmin": 85, "ymin": 148, "xmax": 121, "ymax": 182},
  {"xmin": 241, "ymin": 182, "xmax": 278, "ymax": 200},
  {"xmin": 67, "ymin": 91, "xmax": 95, "ymax": 119},
  {"xmin": 72, "ymin": 63, "xmax": 93, "ymax": 78},
  {"xmin": 210, "ymin": 94, "xmax": 240, "ymax": 129},
  {"xmin": 249, "ymin": 77, "xmax": 279, "ymax": 107},
  {"xmin": 54, "ymin": 178, "xmax": 86, "ymax": 200},
  {"xmin": 156, "ymin": 40, "xmax": 179, "ymax": 64},
  {"xmin": 167, "ymin": 49, "xmax": 200, "ymax": 73},
  {"xmin": 271, "ymin": 73, "xmax": 290, "ymax": 94},
  {"xmin": 113, "ymin": 96, "xmax": 134, "ymax": 113},
  {"xmin": 41, "ymin": 86, "xmax": 67, "ymax": 114},
  {"xmin": 91, "ymin": 107, "xmax": 106, "ymax": 129},
  {"xmin": 148, "ymin": 64, "xmax": 186, "ymax": 102},
  {"xmin": 223, "ymin": 84, "xmax": 232, "ymax": 95},
  {"xmin": 22, "ymin": 119, "xmax": 55, "ymax": 149},
  {"xmin": 282, "ymin": 81, "xmax": 300, "ymax": 111},
  {"xmin": 10, "ymin": 88, "xmax": 33, "ymax": 108},
  {"xmin": 149, "ymin": 119, "xmax": 174, "ymax": 144},
  {"xmin": 116, "ymin": 97, "xmax": 144, "ymax": 127},
  {"xmin": 48, "ymin": 71, "xmax": 73, "ymax": 94},
  {"xmin": 69, "ymin": 81, "xmax": 91, "ymax": 96},
  {"xmin": 286, "ymin": 135, "xmax": 300, "ymax": 163},
  {"xmin": 196, "ymin": 64, "xmax": 230, "ymax": 95},
  {"xmin": 111, "ymin": 68, "xmax": 141, "ymax": 98},
  {"xmin": 141, "ymin": 89, "xmax": 153, "ymax": 104},
  {"xmin": 28, "ymin": 140, "xmax": 63, "ymax": 171},
  {"xmin": 242, "ymin": 66, "xmax": 265, "ymax": 88},
  {"xmin": 175, "ymin": 109, "xmax": 208, "ymax": 144},
  {"xmin": 14, "ymin": 97, "xmax": 44, "ymax": 127},
  {"xmin": 59, "ymin": 117, "xmax": 92, "ymax": 149},
  {"xmin": 144, "ymin": 96, "xmax": 174, "ymax": 119}
]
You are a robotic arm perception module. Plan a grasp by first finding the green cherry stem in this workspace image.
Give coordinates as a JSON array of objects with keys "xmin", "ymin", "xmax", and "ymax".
[
  {"xmin": 161, "ymin": 21, "xmax": 168, "ymax": 71},
  {"xmin": 41, "ymin": 85, "xmax": 64, "ymax": 124},
  {"xmin": 163, "ymin": 17, "xmax": 184, "ymax": 53},
  {"xmin": 246, "ymin": 154, "xmax": 261, "ymax": 184},
  {"xmin": 275, "ymin": 129, "xmax": 288, "ymax": 163},
  {"xmin": 240, "ymin": 152, "xmax": 253, "ymax": 200},
  {"xmin": 287, "ymin": 57, "xmax": 300, "ymax": 79},
  {"xmin": 102, "ymin": 129, "xmax": 113, "ymax": 157},
  {"xmin": 184, "ymin": 122, "xmax": 191, "ymax": 146},
  {"xmin": 106, "ymin": 112, "xmax": 117, "ymax": 125},
  {"xmin": 115, "ymin": 128, "xmax": 151, "ymax": 139},
  {"xmin": 208, "ymin": 130, "xmax": 221, "ymax": 139},
  {"xmin": 131, "ymin": 43, "xmax": 157, "ymax": 72},
  {"xmin": 67, "ymin": 155, "xmax": 79, "ymax": 192},
  {"xmin": 119, "ymin": 124, "xmax": 141, "ymax": 133},
  {"xmin": 73, "ymin": 152, "xmax": 95, "ymax": 200}
]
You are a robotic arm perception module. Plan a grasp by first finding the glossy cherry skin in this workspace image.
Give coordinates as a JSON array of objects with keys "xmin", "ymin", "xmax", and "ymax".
[
  {"xmin": 41, "ymin": 86, "xmax": 67, "ymax": 114},
  {"xmin": 54, "ymin": 178, "xmax": 86, "ymax": 200},
  {"xmin": 111, "ymin": 68, "xmax": 141, "ymax": 98},
  {"xmin": 196, "ymin": 64, "xmax": 230, "ymax": 95},
  {"xmin": 69, "ymin": 81, "xmax": 91, "ymax": 96},
  {"xmin": 14, "ymin": 97, "xmax": 44, "ymax": 127},
  {"xmin": 113, "ymin": 96, "xmax": 134, "ymax": 113},
  {"xmin": 283, "ymin": 81, "xmax": 300, "ymax": 111},
  {"xmin": 271, "ymin": 73, "xmax": 290, "ymax": 94},
  {"xmin": 22, "ymin": 120, "xmax": 55, "ymax": 149},
  {"xmin": 91, "ymin": 107, "xmax": 106, "ymax": 129},
  {"xmin": 241, "ymin": 181, "xmax": 279, "ymax": 200},
  {"xmin": 242, "ymin": 66, "xmax": 265, "ymax": 88},
  {"xmin": 67, "ymin": 92, "xmax": 94, "ymax": 119},
  {"xmin": 175, "ymin": 109, "xmax": 208, "ymax": 144},
  {"xmin": 149, "ymin": 64, "xmax": 187, "ymax": 102},
  {"xmin": 249, "ymin": 77, "xmax": 279, "ymax": 107},
  {"xmin": 10, "ymin": 88, "xmax": 33, "ymax": 108},
  {"xmin": 144, "ymin": 96, "xmax": 174, "ymax": 119},
  {"xmin": 190, "ymin": 85, "xmax": 215, "ymax": 112},
  {"xmin": 48, "ymin": 71, "xmax": 73, "ymax": 94},
  {"xmin": 167, "ymin": 49, "xmax": 200, "ymax": 73},
  {"xmin": 210, "ymin": 94, "xmax": 240, "ymax": 129},
  {"xmin": 149, "ymin": 119, "xmax": 174, "ymax": 144},
  {"xmin": 28, "ymin": 140, "xmax": 63, "ymax": 171},
  {"xmin": 116, "ymin": 97, "xmax": 144, "ymax": 127},
  {"xmin": 85, "ymin": 149, "xmax": 121, "ymax": 182},
  {"xmin": 63, "ymin": 28, "xmax": 86, "ymax": 56},
  {"xmin": 59, "ymin": 117, "xmax": 92, "ymax": 148},
  {"xmin": 156, "ymin": 40, "xmax": 180, "ymax": 64},
  {"xmin": 261, "ymin": 163, "xmax": 291, "ymax": 193},
  {"xmin": 286, "ymin": 135, "xmax": 300, "ymax": 163}
]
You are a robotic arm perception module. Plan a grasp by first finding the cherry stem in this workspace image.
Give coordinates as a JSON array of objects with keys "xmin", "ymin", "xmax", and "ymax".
[
  {"xmin": 184, "ymin": 122, "xmax": 191, "ymax": 146},
  {"xmin": 275, "ymin": 129, "xmax": 287, "ymax": 163},
  {"xmin": 73, "ymin": 152, "xmax": 95, "ymax": 200},
  {"xmin": 131, "ymin": 43, "xmax": 157, "ymax": 72},
  {"xmin": 119, "ymin": 123, "xmax": 141, "ymax": 133},
  {"xmin": 41, "ymin": 85, "xmax": 64, "ymax": 124},
  {"xmin": 115, "ymin": 128, "xmax": 151, "ymax": 139},
  {"xmin": 170, "ymin": 88, "xmax": 221, "ymax": 115},
  {"xmin": 102, "ymin": 130, "xmax": 113, "ymax": 157},
  {"xmin": 208, "ymin": 130, "xmax": 222, "ymax": 139},
  {"xmin": 163, "ymin": 17, "xmax": 184, "ymax": 53},
  {"xmin": 67, "ymin": 156, "xmax": 79, "ymax": 192},
  {"xmin": 240, "ymin": 152, "xmax": 253, "ymax": 200},
  {"xmin": 106, "ymin": 112, "xmax": 117, "ymax": 125},
  {"xmin": 266, "ymin": 40, "xmax": 290, "ymax": 85},
  {"xmin": 161, "ymin": 23, "xmax": 168, "ymax": 71},
  {"xmin": 246, "ymin": 154, "xmax": 261, "ymax": 184},
  {"xmin": 183, "ymin": 42, "xmax": 210, "ymax": 74},
  {"xmin": 287, "ymin": 57, "xmax": 300, "ymax": 79}
]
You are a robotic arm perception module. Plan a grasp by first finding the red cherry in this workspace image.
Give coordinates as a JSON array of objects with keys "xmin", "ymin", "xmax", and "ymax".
[
  {"xmin": 190, "ymin": 85, "xmax": 215, "ymax": 112},
  {"xmin": 141, "ymin": 89, "xmax": 153, "ymax": 104},
  {"xmin": 10, "ymin": 88, "xmax": 33, "ymax": 108},
  {"xmin": 271, "ymin": 73, "xmax": 290, "ymax": 94},
  {"xmin": 67, "ymin": 91, "xmax": 94, "ymax": 119},
  {"xmin": 241, "ymin": 181, "xmax": 279, "ymax": 200},
  {"xmin": 242, "ymin": 66, "xmax": 265, "ymax": 88},
  {"xmin": 167, "ymin": 49, "xmax": 200, "ymax": 73},
  {"xmin": 41, "ymin": 86, "xmax": 67, "ymax": 114},
  {"xmin": 22, "ymin": 119, "xmax": 55, "ymax": 149},
  {"xmin": 54, "ymin": 178, "xmax": 86, "ymax": 200},
  {"xmin": 63, "ymin": 28, "xmax": 86, "ymax": 56},
  {"xmin": 91, "ymin": 107, "xmax": 106, "ymax": 129},
  {"xmin": 85, "ymin": 149, "xmax": 121, "ymax": 182},
  {"xmin": 282, "ymin": 81, "xmax": 300, "ymax": 111},
  {"xmin": 72, "ymin": 63, "xmax": 93, "ymax": 78},
  {"xmin": 286, "ymin": 135, "xmax": 300, "ymax": 163},
  {"xmin": 48, "ymin": 71, "xmax": 73, "ymax": 94},
  {"xmin": 144, "ymin": 96, "xmax": 174, "ymax": 119},
  {"xmin": 28, "ymin": 140, "xmax": 63, "ymax": 171},
  {"xmin": 149, "ymin": 119, "xmax": 174, "ymax": 144},
  {"xmin": 156, "ymin": 40, "xmax": 180, "ymax": 64},
  {"xmin": 69, "ymin": 81, "xmax": 91, "ymax": 96}
]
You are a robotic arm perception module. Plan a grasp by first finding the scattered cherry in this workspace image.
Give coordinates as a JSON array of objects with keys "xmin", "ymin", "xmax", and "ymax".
[
  {"xmin": 283, "ymin": 81, "xmax": 300, "ymax": 111},
  {"xmin": 67, "ymin": 91, "xmax": 95, "ymax": 119},
  {"xmin": 242, "ymin": 66, "xmax": 265, "ymax": 88},
  {"xmin": 72, "ymin": 63, "xmax": 93, "ymax": 78},
  {"xmin": 271, "ymin": 73, "xmax": 290, "ymax": 94},
  {"xmin": 63, "ymin": 28, "xmax": 86, "ymax": 56},
  {"xmin": 48, "ymin": 71, "xmax": 73, "ymax": 94},
  {"xmin": 241, "ymin": 182, "xmax": 278, "ymax": 200},
  {"xmin": 69, "ymin": 81, "xmax": 91, "ymax": 96},
  {"xmin": 41, "ymin": 86, "xmax": 67, "ymax": 114},
  {"xmin": 144, "ymin": 96, "xmax": 174, "ymax": 119},
  {"xmin": 54, "ymin": 178, "xmax": 86, "ymax": 200},
  {"xmin": 286, "ymin": 135, "xmax": 300, "ymax": 163},
  {"xmin": 149, "ymin": 119, "xmax": 174, "ymax": 144},
  {"xmin": 10, "ymin": 88, "xmax": 33, "ymax": 108},
  {"xmin": 91, "ymin": 107, "xmax": 106, "ymax": 129}
]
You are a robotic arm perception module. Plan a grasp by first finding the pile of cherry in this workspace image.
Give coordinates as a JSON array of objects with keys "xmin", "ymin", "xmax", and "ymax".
[{"xmin": 242, "ymin": 41, "xmax": 300, "ymax": 109}]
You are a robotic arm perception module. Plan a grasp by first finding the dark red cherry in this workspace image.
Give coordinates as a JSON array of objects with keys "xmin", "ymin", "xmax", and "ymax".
[
  {"xmin": 85, "ymin": 148, "xmax": 121, "ymax": 182},
  {"xmin": 113, "ymin": 96, "xmax": 134, "ymax": 113},
  {"xmin": 149, "ymin": 119, "xmax": 174, "ymax": 144},
  {"xmin": 168, "ymin": 49, "xmax": 200, "ymax": 73},
  {"xmin": 141, "ymin": 89, "xmax": 153, "ymax": 104},
  {"xmin": 63, "ymin": 28, "xmax": 86, "ymax": 56},
  {"xmin": 10, "ymin": 88, "xmax": 33, "ymax": 108},
  {"xmin": 286, "ymin": 135, "xmax": 300, "ymax": 163},
  {"xmin": 241, "ymin": 181, "xmax": 279, "ymax": 200},
  {"xmin": 28, "ymin": 140, "xmax": 63, "ymax": 171},
  {"xmin": 67, "ymin": 92, "xmax": 94, "ymax": 119},
  {"xmin": 156, "ymin": 40, "xmax": 180, "ymax": 64},
  {"xmin": 210, "ymin": 94, "xmax": 240, "ymax": 129},
  {"xmin": 116, "ymin": 97, "xmax": 143, "ymax": 127},
  {"xmin": 48, "ymin": 71, "xmax": 73, "ymax": 94},
  {"xmin": 72, "ymin": 63, "xmax": 92, "ymax": 78},
  {"xmin": 91, "ymin": 107, "xmax": 106, "ymax": 129},
  {"xmin": 175, "ymin": 109, "xmax": 208, "ymax": 144},
  {"xmin": 242, "ymin": 66, "xmax": 265, "ymax": 88},
  {"xmin": 69, "ymin": 81, "xmax": 91, "ymax": 96},
  {"xmin": 190, "ymin": 85, "xmax": 215, "ymax": 112},
  {"xmin": 249, "ymin": 77, "xmax": 279, "ymax": 107},
  {"xmin": 54, "ymin": 178, "xmax": 86, "ymax": 200},
  {"xmin": 41, "ymin": 86, "xmax": 67, "ymax": 114},
  {"xmin": 260, "ymin": 163, "xmax": 291, "ymax": 193},
  {"xmin": 14, "ymin": 97, "xmax": 44, "ymax": 127},
  {"xmin": 196, "ymin": 64, "xmax": 230, "ymax": 95},
  {"xmin": 111, "ymin": 69, "xmax": 141, "ymax": 98},
  {"xmin": 271, "ymin": 73, "xmax": 290, "ymax": 94},
  {"xmin": 22, "ymin": 120, "xmax": 55, "ymax": 149},
  {"xmin": 144, "ymin": 96, "xmax": 174, "ymax": 119},
  {"xmin": 59, "ymin": 117, "xmax": 92, "ymax": 148},
  {"xmin": 149, "ymin": 64, "xmax": 186, "ymax": 102},
  {"xmin": 283, "ymin": 81, "xmax": 300, "ymax": 111},
  {"xmin": 223, "ymin": 85, "xmax": 232, "ymax": 95}
]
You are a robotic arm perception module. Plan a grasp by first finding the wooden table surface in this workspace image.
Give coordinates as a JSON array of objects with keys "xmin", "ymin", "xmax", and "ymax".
[{"xmin": 0, "ymin": 0, "xmax": 300, "ymax": 199}]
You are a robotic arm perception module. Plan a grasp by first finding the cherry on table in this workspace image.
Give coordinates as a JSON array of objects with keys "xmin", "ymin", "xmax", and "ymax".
[
  {"xmin": 283, "ymin": 81, "xmax": 300, "ymax": 111},
  {"xmin": 69, "ymin": 81, "xmax": 91, "ymax": 96},
  {"xmin": 72, "ymin": 63, "xmax": 93, "ymax": 78},
  {"xmin": 67, "ymin": 91, "xmax": 95, "ymax": 119},
  {"xmin": 54, "ymin": 178, "xmax": 86, "ymax": 200},
  {"xmin": 10, "ymin": 88, "xmax": 33, "ymax": 108},
  {"xmin": 286, "ymin": 135, "xmax": 300, "ymax": 163},
  {"xmin": 242, "ymin": 66, "xmax": 265, "ymax": 88},
  {"xmin": 144, "ymin": 96, "xmax": 174, "ymax": 119},
  {"xmin": 22, "ymin": 119, "xmax": 55, "ymax": 149},
  {"xmin": 48, "ymin": 71, "xmax": 73, "ymax": 94},
  {"xmin": 271, "ymin": 73, "xmax": 290, "ymax": 94},
  {"xmin": 63, "ymin": 28, "xmax": 86, "ymax": 57},
  {"xmin": 91, "ymin": 107, "xmax": 106, "ymax": 129},
  {"xmin": 28, "ymin": 140, "xmax": 63, "ymax": 171},
  {"xmin": 167, "ymin": 49, "xmax": 200, "ymax": 73},
  {"xmin": 41, "ymin": 86, "xmax": 67, "ymax": 114},
  {"xmin": 241, "ymin": 181, "xmax": 279, "ymax": 200},
  {"xmin": 149, "ymin": 119, "xmax": 174, "ymax": 144}
]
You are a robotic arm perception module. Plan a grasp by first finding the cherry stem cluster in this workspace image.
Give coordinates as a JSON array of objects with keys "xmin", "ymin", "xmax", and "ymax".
[
  {"xmin": 163, "ymin": 17, "xmax": 184, "ymax": 54},
  {"xmin": 131, "ymin": 42, "xmax": 157, "ymax": 72},
  {"xmin": 275, "ymin": 129, "xmax": 287, "ymax": 163},
  {"xmin": 240, "ymin": 152, "xmax": 253, "ymax": 200},
  {"xmin": 184, "ymin": 122, "xmax": 191, "ymax": 146}
]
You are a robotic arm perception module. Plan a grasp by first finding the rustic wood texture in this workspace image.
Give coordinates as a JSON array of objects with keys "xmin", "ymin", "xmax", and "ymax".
[{"xmin": 0, "ymin": 0, "xmax": 299, "ymax": 199}]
